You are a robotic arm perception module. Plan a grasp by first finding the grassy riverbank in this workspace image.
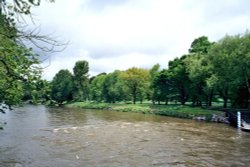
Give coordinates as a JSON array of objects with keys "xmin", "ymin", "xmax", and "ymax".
[{"xmin": 66, "ymin": 102, "xmax": 224, "ymax": 122}]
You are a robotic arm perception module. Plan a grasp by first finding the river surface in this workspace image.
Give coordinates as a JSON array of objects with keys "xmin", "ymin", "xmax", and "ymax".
[{"xmin": 0, "ymin": 105, "xmax": 250, "ymax": 167}]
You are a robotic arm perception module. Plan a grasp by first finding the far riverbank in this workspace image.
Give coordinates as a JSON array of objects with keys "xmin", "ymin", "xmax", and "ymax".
[{"xmin": 66, "ymin": 102, "xmax": 227, "ymax": 123}]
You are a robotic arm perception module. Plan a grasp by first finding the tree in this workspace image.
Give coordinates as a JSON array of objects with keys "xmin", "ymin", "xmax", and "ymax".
[
  {"xmin": 121, "ymin": 67, "xmax": 150, "ymax": 104},
  {"xmin": 102, "ymin": 71, "xmax": 126, "ymax": 103},
  {"xmin": 208, "ymin": 35, "xmax": 241, "ymax": 108},
  {"xmin": 152, "ymin": 69, "xmax": 172, "ymax": 105},
  {"xmin": 185, "ymin": 54, "xmax": 214, "ymax": 106},
  {"xmin": 73, "ymin": 60, "xmax": 90, "ymax": 101},
  {"xmin": 0, "ymin": 13, "xmax": 41, "ymax": 108},
  {"xmin": 0, "ymin": 0, "xmax": 64, "ymax": 111},
  {"xmin": 185, "ymin": 36, "xmax": 214, "ymax": 106},
  {"xmin": 189, "ymin": 36, "xmax": 213, "ymax": 54},
  {"xmin": 168, "ymin": 56, "xmax": 191, "ymax": 105},
  {"xmin": 22, "ymin": 79, "xmax": 51, "ymax": 104},
  {"xmin": 208, "ymin": 33, "xmax": 250, "ymax": 108},
  {"xmin": 0, "ymin": 0, "xmax": 62, "ymax": 52},
  {"xmin": 51, "ymin": 69, "xmax": 73, "ymax": 103},
  {"xmin": 232, "ymin": 32, "xmax": 250, "ymax": 108},
  {"xmin": 0, "ymin": 0, "xmax": 46, "ymax": 16},
  {"xmin": 90, "ymin": 73, "xmax": 106, "ymax": 102},
  {"xmin": 149, "ymin": 64, "xmax": 160, "ymax": 104}
]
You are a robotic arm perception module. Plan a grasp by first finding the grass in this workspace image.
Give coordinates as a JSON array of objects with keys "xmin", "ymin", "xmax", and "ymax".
[{"xmin": 66, "ymin": 102, "xmax": 224, "ymax": 122}]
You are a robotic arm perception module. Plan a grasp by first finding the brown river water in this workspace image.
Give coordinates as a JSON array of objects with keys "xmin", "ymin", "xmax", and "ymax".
[{"xmin": 0, "ymin": 105, "xmax": 250, "ymax": 167}]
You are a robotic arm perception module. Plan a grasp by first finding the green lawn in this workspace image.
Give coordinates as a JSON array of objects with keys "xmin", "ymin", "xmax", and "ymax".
[{"xmin": 66, "ymin": 102, "xmax": 224, "ymax": 121}]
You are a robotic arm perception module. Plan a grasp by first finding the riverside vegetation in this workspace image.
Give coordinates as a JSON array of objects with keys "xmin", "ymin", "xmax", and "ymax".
[
  {"xmin": 0, "ymin": 1, "xmax": 249, "ymax": 125},
  {"xmin": 66, "ymin": 102, "xmax": 225, "ymax": 122}
]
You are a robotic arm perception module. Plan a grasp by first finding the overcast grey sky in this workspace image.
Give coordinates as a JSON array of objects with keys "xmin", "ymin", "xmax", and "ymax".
[{"xmin": 33, "ymin": 0, "xmax": 250, "ymax": 80}]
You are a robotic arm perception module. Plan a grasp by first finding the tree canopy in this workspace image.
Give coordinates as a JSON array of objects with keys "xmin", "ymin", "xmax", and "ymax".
[
  {"xmin": 73, "ymin": 60, "xmax": 90, "ymax": 101},
  {"xmin": 51, "ymin": 69, "xmax": 73, "ymax": 103},
  {"xmin": 48, "ymin": 32, "xmax": 250, "ymax": 109}
]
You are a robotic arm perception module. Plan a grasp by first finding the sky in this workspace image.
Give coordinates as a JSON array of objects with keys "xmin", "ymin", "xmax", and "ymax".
[{"xmin": 31, "ymin": 0, "xmax": 250, "ymax": 80}]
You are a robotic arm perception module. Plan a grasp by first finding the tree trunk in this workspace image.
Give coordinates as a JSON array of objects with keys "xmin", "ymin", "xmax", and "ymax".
[
  {"xmin": 223, "ymin": 88, "xmax": 228, "ymax": 108},
  {"xmin": 180, "ymin": 86, "xmax": 188, "ymax": 105},
  {"xmin": 132, "ymin": 85, "xmax": 137, "ymax": 104},
  {"xmin": 192, "ymin": 96, "xmax": 197, "ymax": 106},
  {"xmin": 208, "ymin": 89, "xmax": 214, "ymax": 107},
  {"xmin": 133, "ymin": 98, "xmax": 136, "ymax": 104},
  {"xmin": 223, "ymin": 97, "xmax": 228, "ymax": 108}
]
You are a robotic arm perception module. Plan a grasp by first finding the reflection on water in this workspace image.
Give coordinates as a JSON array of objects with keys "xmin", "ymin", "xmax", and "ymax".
[{"xmin": 1, "ymin": 105, "xmax": 250, "ymax": 167}]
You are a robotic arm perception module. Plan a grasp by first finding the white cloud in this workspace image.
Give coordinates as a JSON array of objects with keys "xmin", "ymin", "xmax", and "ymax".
[{"xmin": 34, "ymin": 0, "xmax": 250, "ymax": 80}]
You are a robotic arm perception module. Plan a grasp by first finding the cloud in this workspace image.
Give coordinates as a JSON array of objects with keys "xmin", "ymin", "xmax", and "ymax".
[{"xmin": 33, "ymin": 0, "xmax": 250, "ymax": 80}]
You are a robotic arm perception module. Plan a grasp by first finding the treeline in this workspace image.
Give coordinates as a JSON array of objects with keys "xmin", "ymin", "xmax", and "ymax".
[{"xmin": 25, "ymin": 33, "xmax": 250, "ymax": 109}]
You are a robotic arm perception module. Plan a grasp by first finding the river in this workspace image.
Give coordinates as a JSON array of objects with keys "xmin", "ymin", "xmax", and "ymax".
[{"xmin": 0, "ymin": 105, "xmax": 250, "ymax": 167}]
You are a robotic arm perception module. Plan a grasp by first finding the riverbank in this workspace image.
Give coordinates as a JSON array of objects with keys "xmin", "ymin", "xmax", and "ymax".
[{"xmin": 66, "ymin": 102, "xmax": 226, "ymax": 122}]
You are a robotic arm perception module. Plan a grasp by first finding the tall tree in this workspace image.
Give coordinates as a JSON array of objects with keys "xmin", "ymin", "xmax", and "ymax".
[
  {"xmin": 121, "ymin": 67, "xmax": 150, "ymax": 104},
  {"xmin": 168, "ymin": 56, "xmax": 190, "ymax": 105},
  {"xmin": 189, "ymin": 36, "xmax": 213, "ymax": 54},
  {"xmin": 152, "ymin": 69, "xmax": 172, "ymax": 105},
  {"xmin": 233, "ymin": 32, "xmax": 250, "ymax": 108},
  {"xmin": 185, "ymin": 54, "xmax": 213, "ymax": 106},
  {"xmin": 102, "ymin": 71, "xmax": 126, "ymax": 103},
  {"xmin": 149, "ymin": 64, "xmax": 160, "ymax": 104},
  {"xmin": 90, "ymin": 73, "xmax": 106, "ymax": 102},
  {"xmin": 73, "ymin": 60, "xmax": 90, "ymax": 101},
  {"xmin": 208, "ymin": 33, "xmax": 250, "ymax": 108},
  {"xmin": 51, "ymin": 69, "xmax": 73, "ymax": 103},
  {"xmin": 0, "ymin": 13, "xmax": 41, "ymax": 108},
  {"xmin": 0, "ymin": 0, "xmax": 63, "ymax": 111},
  {"xmin": 185, "ymin": 36, "xmax": 214, "ymax": 106},
  {"xmin": 208, "ymin": 35, "xmax": 240, "ymax": 108}
]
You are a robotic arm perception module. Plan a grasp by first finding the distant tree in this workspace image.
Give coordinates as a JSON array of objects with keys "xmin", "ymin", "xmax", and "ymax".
[
  {"xmin": 185, "ymin": 54, "xmax": 214, "ymax": 106},
  {"xmin": 152, "ymin": 69, "xmax": 172, "ymax": 105},
  {"xmin": 102, "ymin": 71, "xmax": 126, "ymax": 103},
  {"xmin": 232, "ymin": 32, "xmax": 250, "ymax": 108},
  {"xmin": 208, "ymin": 35, "xmax": 240, "ymax": 108},
  {"xmin": 149, "ymin": 64, "xmax": 160, "ymax": 104},
  {"xmin": 73, "ymin": 60, "xmax": 90, "ymax": 101},
  {"xmin": 51, "ymin": 69, "xmax": 73, "ymax": 103},
  {"xmin": 23, "ymin": 79, "xmax": 51, "ymax": 104},
  {"xmin": 209, "ymin": 33, "xmax": 250, "ymax": 108},
  {"xmin": 90, "ymin": 73, "xmax": 106, "ymax": 102},
  {"xmin": 168, "ymin": 56, "xmax": 191, "ymax": 105},
  {"xmin": 189, "ymin": 36, "xmax": 213, "ymax": 54},
  {"xmin": 185, "ymin": 36, "xmax": 214, "ymax": 106},
  {"xmin": 121, "ymin": 67, "xmax": 150, "ymax": 104}
]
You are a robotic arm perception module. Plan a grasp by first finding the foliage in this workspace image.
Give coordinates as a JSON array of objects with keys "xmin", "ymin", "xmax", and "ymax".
[
  {"xmin": 208, "ymin": 33, "xmax": 250, "ymax": 108},
  {"xmin": 167, "ymin": 56, "xmax": 191, "ymax": 105},
  {"xmin": 51, "ymin": 69, "xmax": 73, "ymax": 103},
  {"xmin": 121, "ymin": 67, "xmax": 150, "ymax": 104},
  {"xmin": 67, "ymin": 102, "xmax": 223, "ymax": 121},
  {"xmin": 152, "ymin": 69, "xmax": 172, "ymax": 104},
  {"xmin": 0, "ymin": 13, "xmax": 41, "ymax": 106},
  {"xmin": 189, "ymin": 36, "xmax": 213, "ymax": 54},
  {"xmin": 185, "ymin": 36, "xmax": 214, "ymax": 106},
  {"xmin": 90, "ymin": 73, "xmax": 106, "ymax": 102},
  {"xmin": 102, "ymin": 70, "xmax": 127, "ymax": 103},
  {"xmin": 22, "ymin": 79, "xmax": 51, "ymax": 103},
  {"xmin": 55, "ymin": 33, "xmax": 249, "ymax": 109},
  {"xmin": 0, "ymin": 0, "xmax": 62, "ymax": 111},
  {"xmin": 149, "ymin": 64, "xmax": 160, "ymax": 104},
  {"xmin": 73, "ymin": 60, "xmax": 90, "ymax": 101}
]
